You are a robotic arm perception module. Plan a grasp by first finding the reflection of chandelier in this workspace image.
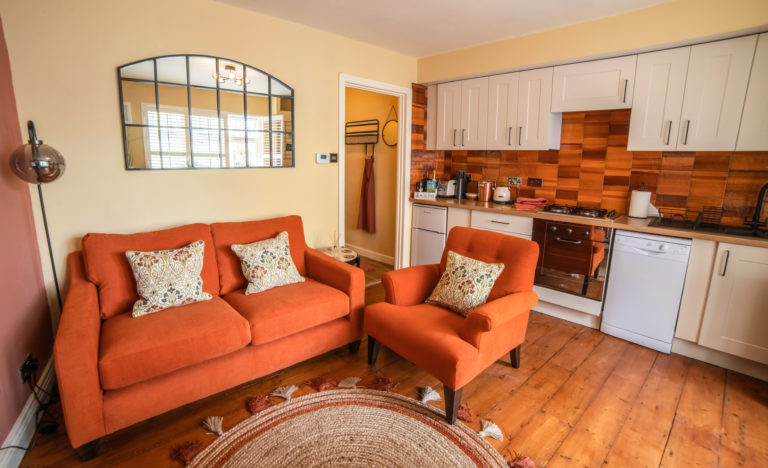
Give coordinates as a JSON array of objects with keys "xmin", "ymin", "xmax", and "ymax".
[{"xmin": 212, "ymin": 65, "xmax": 250, "ymax": 86}]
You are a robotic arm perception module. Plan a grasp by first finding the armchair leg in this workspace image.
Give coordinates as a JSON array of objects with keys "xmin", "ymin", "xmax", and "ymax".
[
  {"xmin": 76, "ymin": 439, "xmax": 99, "ymax": 461},
  {"xmin": 347, "ymin": 339, "xmax": 361, "ymax": 353},
  {"xmin": 510, "ymin": 345, "xmax": 521, "ymax": 369},
  {"xmin": 367, "ymin": 336, "xmax": 382, "ymax": 365},
  {"xmin": 443, "ymin": 386, "xmax": 463, "ymax": 424}
]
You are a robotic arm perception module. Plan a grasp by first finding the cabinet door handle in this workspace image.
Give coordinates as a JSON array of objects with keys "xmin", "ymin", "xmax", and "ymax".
[
  {"xmin": 452, "ymin": 129, "xmax": 457, "ymax": 146},
  {"xmin": 664, "ymin": 120, "xmax": 673, "ymax": 145},
  {"xmin": 621, "ymin": 79, "xmax": 629, "ymax": 103},
  {"xmin": 719, "ymin": 250, "xmax": 730, "ymax": 276},
  {"xmin": 508, "ymin": 126, "xmax": 513, "ymax": 146},
  {"xmin": 461, "ymin": 129, "xmax": 465, "ymax": 146},
  {"xmin": 490, "ymin": 220, "xmax": 510, "ymax": 225},
  {"xmin": 518, "ymin": 126, "xmax": 523, "ymax": 146},
  {"xmin": 681, "ymin": 120, "xmax": 690, "ymax": 145}
]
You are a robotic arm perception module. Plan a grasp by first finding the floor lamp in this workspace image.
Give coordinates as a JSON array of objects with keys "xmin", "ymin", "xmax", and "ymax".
[{"xmin": 9, "ymin": 120, "xmax": 66, "ymax": 310}]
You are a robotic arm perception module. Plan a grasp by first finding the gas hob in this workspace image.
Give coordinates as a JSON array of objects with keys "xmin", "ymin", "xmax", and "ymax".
[{"xmin": 542, "ymin": 204, "xmax": 616, "ymax": 221}]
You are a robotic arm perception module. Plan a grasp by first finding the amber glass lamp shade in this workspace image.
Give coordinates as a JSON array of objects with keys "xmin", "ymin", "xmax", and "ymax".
[{"xmin": 9, "ymin": 122, "xmax": 65, "ymax": 184}]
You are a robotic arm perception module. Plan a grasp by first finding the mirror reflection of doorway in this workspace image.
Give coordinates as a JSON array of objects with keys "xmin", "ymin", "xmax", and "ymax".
[{"xmin": 344, "ymin": 88, "xmax": 397, "ymax": 282}]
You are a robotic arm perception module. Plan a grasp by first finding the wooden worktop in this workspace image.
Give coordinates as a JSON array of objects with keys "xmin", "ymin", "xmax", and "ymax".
[{"xmin": 410, "ymin": 197, "xmax": 768, "ymax": 248}]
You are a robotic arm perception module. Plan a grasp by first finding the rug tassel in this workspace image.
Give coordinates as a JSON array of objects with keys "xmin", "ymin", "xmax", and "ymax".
[
  {"xmin": 270, "ymin": 384, "xmax": 299, "ymax": 400},
  {"xmin": 478, "ymin": 420, "xmax": 503, "ymax": 441},
  {"xmin": 202, "ymin": 416, "xmax": 224, "ymax": 436},
  {"xmin": 246, "ymin": 396, "xmax": 274, "ymax": 414},
  {"xmin": 172, "ymin": 440, "xmax": 204, "ymax": 466},
  {"xmin": 306, "ymin": 377, "xmax": 337, "ymax": 392},
  {"xmin": 338, "ymin": 377, "xmax": 361, "ymax": 389},
  {"xmin": 457, "ymin": 403, "xmax": 473, "ymax": 422},
  {"xmin": 508, "ymin": 450, "xmax": 536, "ymax": 468},
  {"xmin": 419, "ymin": 386, "xmax": 441, "ymax": 403}
]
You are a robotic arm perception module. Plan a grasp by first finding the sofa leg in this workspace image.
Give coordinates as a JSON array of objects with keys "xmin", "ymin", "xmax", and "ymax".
[
  {"xmin": 367, "ymin": 336, "xmax": 381, "ymax": 365},
  {"xmin": 510, "ymin": 345, "xmax": 521, "ymax": 369},
  {"xmin": 444, "ymin": 386, "xmax": 463, "ymax": 424},
  {"xmin": 75, "ymin": 439, "xmax": 99, "ymax": 461},
  {"xmin": 347, "ymin": 339, "xmax": 361, "ymax": 353}
]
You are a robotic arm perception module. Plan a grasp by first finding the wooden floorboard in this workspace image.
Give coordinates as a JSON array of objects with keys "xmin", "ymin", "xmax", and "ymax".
[{"xmin": 19, "ymin": 277, "xmax": 768, "ymax": 467}]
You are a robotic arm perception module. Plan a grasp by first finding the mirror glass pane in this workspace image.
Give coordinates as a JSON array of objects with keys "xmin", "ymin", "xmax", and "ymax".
[
  {"xmin": 120, "ymin": 55, "xmax": 294, "ymax": 169},
  {"xmin": 156, "ymin": 56, "xmax": 187, "ymax": 84}
]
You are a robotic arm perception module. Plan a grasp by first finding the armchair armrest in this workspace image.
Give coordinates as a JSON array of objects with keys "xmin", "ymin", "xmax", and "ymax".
[
  {"xmin": 382, "ymin": 264, "xmax": 441, "ymax": 306},
  {"xmin": 53, "ymin": 252, "xmax": 105, "ymax": 448},
  {"xmin": 305, "ymin": 249, "xmax": 365, "ymax": 331},
  {"xmin": 460, "ymin": 291, "xmax": 538, "ymax": 348}
]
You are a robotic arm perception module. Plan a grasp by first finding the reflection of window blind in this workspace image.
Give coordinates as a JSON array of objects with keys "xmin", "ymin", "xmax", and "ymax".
[
  {"xmin": 266, "ymin": 116, "xmax": 284, "ymax": 166},
  {"xmin": 190, "ymin": 115, "xmax": 221, "ymax": 168},
  {"xmin": 147, "ymin": 111, "xmax": 188, "ymax": 168}
]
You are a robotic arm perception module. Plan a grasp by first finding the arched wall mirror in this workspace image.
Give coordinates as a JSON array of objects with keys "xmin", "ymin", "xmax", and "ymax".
[{"xmin": 118, "ymin": 55, "xmax": 294, "ymax": 169}]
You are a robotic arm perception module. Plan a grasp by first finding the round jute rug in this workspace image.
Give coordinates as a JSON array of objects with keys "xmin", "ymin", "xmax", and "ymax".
[{"xmin": 189, "ymin": 388, "xmax": 508, "ymax": 468}]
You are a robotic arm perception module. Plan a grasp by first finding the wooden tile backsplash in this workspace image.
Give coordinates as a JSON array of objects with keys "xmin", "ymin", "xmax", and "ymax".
[{"xmin": 411, "ymin": 84, "xmax": 768, "ymax": 227}]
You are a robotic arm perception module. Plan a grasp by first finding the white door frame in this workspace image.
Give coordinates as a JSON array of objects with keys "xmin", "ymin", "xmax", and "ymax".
[{"xmin": 338, "ymin": 74, "xmax": 412, "ymax": 269}]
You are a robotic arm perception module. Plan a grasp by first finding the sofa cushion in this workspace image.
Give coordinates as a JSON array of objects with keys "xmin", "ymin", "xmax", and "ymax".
[
  {"xmin": 83, "ymin": 223, "xmax": 220, "ymax": 319},
  {"xmin": 211, "ymin": 216, "xmax": 308, "ymax": 295},
  {"xmin": 223, "ymin": 278, "xmax": 349, "ymax": 346},
  {"xmin": 232, "ymin": 231, "xmax": 305, "ymax": 295},
  {"xmin": 99, "ymin": 296, "xmax": 251, "ymax": 390}
]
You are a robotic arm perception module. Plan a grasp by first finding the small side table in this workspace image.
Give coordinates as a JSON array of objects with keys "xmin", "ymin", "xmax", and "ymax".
[{"xmin": 317, "ymin": 247, "xmax": 360, "ymax": 268}]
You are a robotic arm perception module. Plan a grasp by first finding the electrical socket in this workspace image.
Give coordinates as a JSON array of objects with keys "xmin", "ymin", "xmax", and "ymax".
[
  {"xmin": 527, "ymin": 178, "xmax": 542, "ymax": 187},
  {"xmin": 20, "ymin": 354, "xmax": 38, "ymax": 383},
  {"xmin": 508, "ymin": 176, "xmax": 522, "ymax": 185}
]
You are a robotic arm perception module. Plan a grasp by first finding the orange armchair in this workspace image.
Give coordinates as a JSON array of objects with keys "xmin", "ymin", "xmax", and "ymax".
[{"xmin": 364, "ymin": 227, "xmax": 539, "ymax": 423}]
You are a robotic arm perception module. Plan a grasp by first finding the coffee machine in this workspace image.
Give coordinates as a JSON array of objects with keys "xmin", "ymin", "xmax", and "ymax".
[{"xmin": 455, "ymin": 170, "xmax": 469, "ymax": 200}]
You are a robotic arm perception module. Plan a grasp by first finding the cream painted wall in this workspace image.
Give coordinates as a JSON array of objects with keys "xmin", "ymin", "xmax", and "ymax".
[
  {"xmin": 344, "ymin": 88, "xmax": 398, "ymax": 259},
  {"xmin": 0, "ymin": 0, "xmax": 416, "ymax": 319},
  {"xmin": 418, "ymin": 0, "xmax": 768, "ymax": 82}
]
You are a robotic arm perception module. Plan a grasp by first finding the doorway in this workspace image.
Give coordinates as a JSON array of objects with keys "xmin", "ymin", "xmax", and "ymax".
[{"xmin": 338, "ymin": 75, "xmax": 412, "ymax": 269}]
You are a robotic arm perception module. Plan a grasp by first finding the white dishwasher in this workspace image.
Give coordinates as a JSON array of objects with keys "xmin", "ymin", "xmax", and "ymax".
[{"xmin": 601, "ymin": 231, "xmax": 691, "ymax": 353}]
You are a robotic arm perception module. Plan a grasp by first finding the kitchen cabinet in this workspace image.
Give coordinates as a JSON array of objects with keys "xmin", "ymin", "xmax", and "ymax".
[
  {"xmin": 737, "ymin": 33, "xmax": 768, "ymax": 151},
  {"xmin": 426, "ymin": 84, "xmax": 437, "ymax": 151},
  {"xmin": 487, "ymin": 68, "xmax": 561, "ymax": 150},
  {"xmin": 675, "ymin": 239, "xmax": 717, "ymax": 342},
  {"xmin": 436, "ymin": 77, "xmax": 488, "ymax": 150},
  {"xmin": 470, "ymin": 211, "xmax": 532, "ymax": 239},
  {"xmin": 411, "ymin": 204, "xmax": 447, "ymax": 266},
  {"xmin": 627, "ymin": 47, "xmax": 690, "ymax": 151},
  {"xmin": 678, "ymin": 35, "xmax": 757, "ymax": 151},
  {"xmin": 551, "ymin": 55, "xmax": 637, "ymax": 112},
  {"xmin": 698, "ymin": 243, "xmax": 768, "ymax": 365},
  {"xmin": 447, "ymin": 207, "xmax": 470, "ymax": 235}
]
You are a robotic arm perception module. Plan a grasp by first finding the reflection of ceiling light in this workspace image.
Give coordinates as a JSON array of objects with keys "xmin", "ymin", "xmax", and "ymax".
[{"xmin": 212, "ymin": 64, "xmax": 250, "ymax": 86}]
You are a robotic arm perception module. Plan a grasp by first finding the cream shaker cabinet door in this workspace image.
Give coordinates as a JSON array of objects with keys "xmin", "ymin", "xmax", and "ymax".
[
  {"xmin": 678, "ymin": 35, "xmax": 757, "ymax": 151},
  {"xmin": 487, "ymin": 73, "xmax": 519, "ymax": 149},
  {"xmin": 436, "ymin": 81, "xmax": 462, "ymax": 150},
  {"xmin": 551, "ymin": 55, "xmax": 637, "ymax": 112},
  {"xmin": 517, "ymin": 67, "xmax": 559, "ymax": 150},
  {"xmin": 698, "ymin": 243, "xmax": 768, "ymax": 365},
  {"xmin": 737, "ymin": 33, "xmax": 768, "ymax": 151},
  {"xmin": 459, "ymin": 77, "xmax": 489, "ymax": 150},
  {"xmin": 627, "ymin": 47, "xmax": 690, "ymax": 151}
]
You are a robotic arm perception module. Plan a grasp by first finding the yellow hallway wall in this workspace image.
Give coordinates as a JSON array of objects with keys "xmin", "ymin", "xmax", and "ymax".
[
  {"xmin": 418, "ymin": 0, "xmax": 768, "ymax": 82},
  {"xmin": 0, "ymin": 0, "xmax": 416, "ymax": 321}
]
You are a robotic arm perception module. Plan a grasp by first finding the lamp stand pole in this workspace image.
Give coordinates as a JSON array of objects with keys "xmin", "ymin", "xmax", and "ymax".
[{"xmin": 36, "ymin": 183, "xmax": 62, "ymax": 311}]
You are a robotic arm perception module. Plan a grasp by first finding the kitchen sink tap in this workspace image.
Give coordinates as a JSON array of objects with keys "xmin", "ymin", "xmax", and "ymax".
[{"xmin": 744, "ymin": 182, "xmax": 768, "ymax": 231}]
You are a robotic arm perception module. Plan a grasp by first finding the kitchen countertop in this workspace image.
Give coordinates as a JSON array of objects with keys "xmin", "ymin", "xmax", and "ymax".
[{"xmin": 410, "ymin": 197, "xmax": 768, "ymax": 248}]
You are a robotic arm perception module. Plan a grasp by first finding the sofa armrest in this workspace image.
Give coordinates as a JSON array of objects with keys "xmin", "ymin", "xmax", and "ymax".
[
  {"xmin": 382, "ymin": 264, "xmax": 441, "ymax": 306},
  {"xmin": 460, "ymin": 291, "xmax": 538, "ymax": 348},
  {"xmin": 305, "ymin": 249, "xmax": 365, "ymax": 332},
  {"xmin": 53, "ymin": 252, "xmax": 105, "ymax": 448}
]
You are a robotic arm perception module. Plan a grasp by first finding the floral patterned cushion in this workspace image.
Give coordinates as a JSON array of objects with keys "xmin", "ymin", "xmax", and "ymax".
[
  {"xmin": 426, "ymin": 251, "xmax": 505, "ymax": 316},
  {"xmin": 126, "ymin": 240, "xmax": 213, "ymax": 317},
  {"xmin": 231, "ymin": 231, "xmax": 305, "ymax": 295}
]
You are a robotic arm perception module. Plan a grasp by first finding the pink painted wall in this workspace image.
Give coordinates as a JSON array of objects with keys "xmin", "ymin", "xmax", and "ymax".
[{"xmin": 0, "ymin": 17, "xmax": 52, "ymax": 442}]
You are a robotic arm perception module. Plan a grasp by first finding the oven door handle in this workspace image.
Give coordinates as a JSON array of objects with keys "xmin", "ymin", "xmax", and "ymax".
[{"xmin": 555, "ymin": 237, "xmax": 582, "ymax": 245}]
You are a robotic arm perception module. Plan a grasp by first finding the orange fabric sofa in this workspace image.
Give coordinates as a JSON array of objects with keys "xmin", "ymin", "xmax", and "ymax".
[{"xmin": 53, "ymin": 215, "xmax": 364, "ymax": 457}]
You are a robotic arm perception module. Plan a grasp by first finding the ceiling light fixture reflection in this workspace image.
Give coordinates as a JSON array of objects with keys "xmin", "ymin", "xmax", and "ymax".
[{"xmin": 212, "ymin": 64, "xmax": 250, "ymax": 86}]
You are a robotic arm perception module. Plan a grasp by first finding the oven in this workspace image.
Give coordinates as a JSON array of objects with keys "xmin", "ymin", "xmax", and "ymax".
[{"xmin": 532, "ymin": 216, "xmax": 613, "ymax": 302}]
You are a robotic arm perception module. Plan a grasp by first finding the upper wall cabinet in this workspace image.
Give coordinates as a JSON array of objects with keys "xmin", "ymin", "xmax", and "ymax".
[
  {"xmin": 677, "ymin": 35, "xmax": 757, "ymax": 151},
  {"xmin": 436, "ymin": 77, "xmax": 488, "ymax": 150},
  {"xmin": 627, "ymin": 47, "xmax": 690, "ymax": 151},
  {"xmin": 551, "ymin": 56, "xmax": 637, "ymax": 112},
  {"xmin": 737, "ymin": 33, "xmax": 768, "ymax": 151},
  {"xmin": 487, "ymin": 68, "xmax": 561, "ymax": 150}
]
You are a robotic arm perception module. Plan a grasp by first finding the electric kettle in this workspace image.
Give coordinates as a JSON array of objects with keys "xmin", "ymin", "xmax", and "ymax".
[{"xmin": 493, "ymin": 185, "xmax": 511, "ymax": 203}]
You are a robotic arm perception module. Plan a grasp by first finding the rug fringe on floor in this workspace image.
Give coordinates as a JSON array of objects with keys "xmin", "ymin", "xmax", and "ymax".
[
  {"xmin": 458, "ymin": 403, "xmax": 473, "ymax": 422},
  {"xmin": 419, "ymin": 386, "xmax": 441, "ymax": 403},
  {"xmin": 306, "ymin": 377, "xmax": 337, "ymax": 391},
  {"xmin": 509, "ymin": 451, "xmax": 536, "ymax": 468},
  {"xmin": 270, "ymin": 385, "xmax": 298, "ymax": 400},
  {"xmin": 202, "ymin": 416, "xmax": 224, "ymax": 436},
  {"xmin": 172, "ymin": 440, "xmax": 204, "ymax": 466},
  {"xmin": 338, "ymin": 377, "xmax": 361, "ymax": 388},
  {"xmin": 478, "ymin": 420, "xmax": 503, "ymax": 441},
  {"xmin": 367, "ymin": 377, "xmax": 399, "ymax": 392},
  {"xmin": 246, "ymin": 396, "xmax": 274, "ymax": 414}
]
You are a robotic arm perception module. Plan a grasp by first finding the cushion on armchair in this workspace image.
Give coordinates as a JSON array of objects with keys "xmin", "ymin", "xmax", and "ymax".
[{"xmin": 426, "ymin": 251, "xmax": 504, "ymax": 316}]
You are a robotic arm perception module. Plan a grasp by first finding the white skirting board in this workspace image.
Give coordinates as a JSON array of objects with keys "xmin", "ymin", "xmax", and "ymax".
[
  {"xmin": 672, "ymin": 338, "xmax": 768, "ymax": 382},
  {"xmin": 343, "ymin": 243, "xmax": 395, "ymax": 266},
  {"xmin": 0, "ymin": 358, "xmax": 56, "ymax": 468}
]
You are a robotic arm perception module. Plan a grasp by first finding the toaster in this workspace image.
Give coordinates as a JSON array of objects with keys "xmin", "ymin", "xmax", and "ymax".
[{"xmin": 437, "ymin": 179, "xmax": 457, "ymax": 197}]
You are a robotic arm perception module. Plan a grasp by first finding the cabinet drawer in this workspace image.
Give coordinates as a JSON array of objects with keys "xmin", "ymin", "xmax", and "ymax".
[
  {"xmin": 412, "ymin": 204, "xmax": 447, "ymax": 233},
  {"xmin": 470, "ymin": 211, "xmax": 532, "ymax": 236}
]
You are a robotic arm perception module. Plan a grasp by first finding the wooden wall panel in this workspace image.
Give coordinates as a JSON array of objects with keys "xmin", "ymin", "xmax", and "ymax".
[{"xmin": 409, "ymin": 100, "xmax": 768, "ymax": 227}]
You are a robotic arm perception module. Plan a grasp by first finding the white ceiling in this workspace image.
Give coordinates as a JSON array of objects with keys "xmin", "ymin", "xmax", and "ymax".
[{"xmin": 216, "ymin": 0, "xmax": 673, "ymax": 57}]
